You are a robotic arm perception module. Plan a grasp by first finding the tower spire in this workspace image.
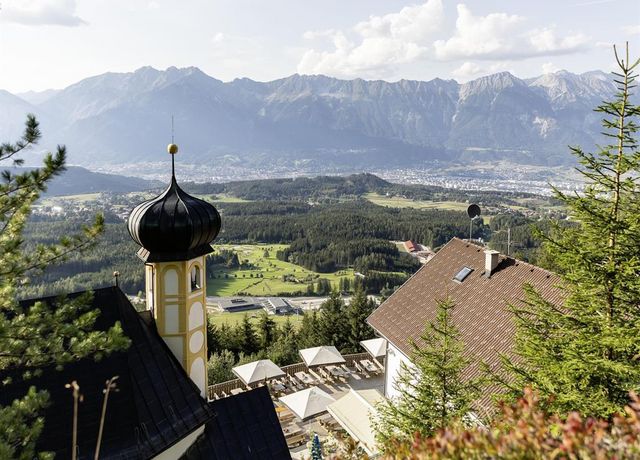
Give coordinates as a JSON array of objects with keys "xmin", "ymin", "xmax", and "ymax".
[{"xmin": 168, "ymin": 115, "xmax": 178, "ymax": 179}]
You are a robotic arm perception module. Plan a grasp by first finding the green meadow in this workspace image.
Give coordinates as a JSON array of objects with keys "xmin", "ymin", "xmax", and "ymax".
[
  {"xmin": 363, "ymin": 192, "xmax": 471, "ymax": 212},
  {"xmin": 207, "ymin": 243, "xmax": 354, "ymax": 297},
  {"xmin": 207, "ymin": 309, "xmax": 305, "ymax": 328}
]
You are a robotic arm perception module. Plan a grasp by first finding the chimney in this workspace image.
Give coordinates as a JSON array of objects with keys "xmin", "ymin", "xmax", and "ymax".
[{"xmin": 485, "ymin": 250, "xmax": 500, "ymax": 277}]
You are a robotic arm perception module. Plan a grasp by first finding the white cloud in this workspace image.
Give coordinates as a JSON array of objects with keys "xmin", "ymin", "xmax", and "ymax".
[
  {"xmin": 451, "ymin": 62, "xmax": 483, "ymax": 79},
  {"xmin": 541, "ymin": 62, "xmax": 560, "ymax": 74},
  {"xmin": 0, "ymin": 0, "xmax": 87, "ymax": 26},
  {"xmin": 595, "ymin": 41, "xmax": 614, "ymax": 48},
  {"xmin": 623, "ymin": 25, "xmax": 640, "ymax": 35},
  {"xmin": 434, "ymin": 4, "xmax": 588, "ymax": 60},
  {"xmin": 297, "ymin": 0, "xmax": 443, "ymax": 78},
  {"xmin": 528, "ymin": 28, "xmax": 589, "ymax": 54},
  {"xmin": 451, "ymin": 61, "xmax": 512, "ymax": 81}
]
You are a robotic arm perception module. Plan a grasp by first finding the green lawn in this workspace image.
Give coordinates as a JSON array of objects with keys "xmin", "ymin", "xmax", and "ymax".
[
  {"xmin": 193, "ymin": 193, "xmax": 252, "ymax": 203},
  {"xmin": 40, "ymin": 192, "xmax": 102, "ymax": 205},
  {"xmin": 207, "ymin": 310, "xmax": 304, "ymax": 328},
  {"xmin": 364, "ymin": 192, "xmax": 470, "ymax": 212},
  {"xmin": 207, "ymin": 244, "xmax": 354, "ymax": 296}
]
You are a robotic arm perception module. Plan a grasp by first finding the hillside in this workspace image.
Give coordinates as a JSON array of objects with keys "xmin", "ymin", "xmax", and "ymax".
[
  {"xmin": 10, "ymin": 166, "xmax": 160, "ymax": 196},
  {"xmin": 1, "ymin": 67, "xmax": 617, "ymax": 168}
]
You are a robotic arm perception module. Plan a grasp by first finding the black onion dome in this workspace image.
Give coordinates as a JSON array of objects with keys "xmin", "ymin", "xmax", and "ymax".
[{"xmin": 128, "ymin": 176, "xmax": 221, "ymax": 262}]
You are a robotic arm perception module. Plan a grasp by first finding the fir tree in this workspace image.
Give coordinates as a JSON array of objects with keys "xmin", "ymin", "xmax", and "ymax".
[
  {"xmin": 496, "ymin": 44, "xmax": 640, "ymax": 418},
  {"xmin": 207, "ymin": 349, "xmax": 236, "ymax": 384},
  {"xmin": 206, "ymin": 319, "xmax": 221, "ymax": 357},
  {"xmin": 257, "ymin": 311, "xmax": 276, "ymax": 349},
  {"xmin": 298, "ymin": 310, "xmax": 322, "ymax": 349},
  {"xmin": 0, "ymin": 116, "xmax": 129, "ymax": 458},
  {"xmin": 346, "ymin": 288, "xmax": 376, "ymax": 353},
  {"xmin": 238, "ymin": 314, "xmax": 259, "ymax": 354},
  {"xmin": 317, "ymin": 291, "xmax": 349, "ymax": 351},
  {"xmin": 374, "ymin": 297, "xmax": 477, "ymax": 449},
  {"xmin": 310, "ymin": 433, "xmax": 323, "ymax": 460},
  {"xmin": 267, "ymin": 320, "xmax": 299, "ymax": 365}
]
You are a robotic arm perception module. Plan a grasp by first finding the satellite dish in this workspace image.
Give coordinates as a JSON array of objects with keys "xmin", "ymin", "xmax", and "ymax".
[{"xmin": 467, "ymin": 204, "xmax": 481, "ymax": 219}]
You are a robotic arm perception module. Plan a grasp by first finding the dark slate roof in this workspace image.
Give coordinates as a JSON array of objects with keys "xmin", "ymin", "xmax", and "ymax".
[
  {"xmin": 182, "ymin": 386, "xmax": 291, "ymax": 460},
  {"xmin": 127, "ymin": 176, "xmax": 221, "ymax": 262},
  {"xmin": 367, "ymin": 238, "xmax": 565, "ymax": 413},
  {"xmin": 3, "ymin": 287, "xmax": 212, "ymax": 459}
]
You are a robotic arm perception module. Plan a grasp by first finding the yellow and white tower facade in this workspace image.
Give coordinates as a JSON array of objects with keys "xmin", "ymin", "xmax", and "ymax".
[{"xmin": 128, "ymin": 143, "xmax": 221, "ymax": 399}]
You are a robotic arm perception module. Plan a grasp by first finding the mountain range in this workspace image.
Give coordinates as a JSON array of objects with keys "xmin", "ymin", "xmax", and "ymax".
[{"xmin": 1, "ymin": 67, "xmax": 618, "ymax": 169}]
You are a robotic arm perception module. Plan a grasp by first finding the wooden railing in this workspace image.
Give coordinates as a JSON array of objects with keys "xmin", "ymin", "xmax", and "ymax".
[{"xmin": 207, "ymin": 352, "xmax": 373, "ymax": 400}]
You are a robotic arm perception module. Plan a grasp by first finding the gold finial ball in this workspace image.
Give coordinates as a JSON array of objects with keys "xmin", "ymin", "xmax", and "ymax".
[{"xmin": 167, "ymin": 143, "xmax": 179, "ymax": 155}]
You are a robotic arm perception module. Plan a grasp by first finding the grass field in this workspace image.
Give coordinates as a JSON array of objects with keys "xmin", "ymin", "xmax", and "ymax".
[
  {"xmin": 364, "ymin": 192, "xmax": 470, "ymax": 212},
  {"xmin": 40, "ymin": 192, "xmax": 103, "ymax": 205},
  {"xmin": 207, "ymin": 309, "xmax": 305, "ymax": 328},
  {"xmin": 207, "ymin": 243, "xmax": 354, "ymax": 296},
  {"xmin": 193, "ymin": 194, "xmax": 252, "ymax": 203}
]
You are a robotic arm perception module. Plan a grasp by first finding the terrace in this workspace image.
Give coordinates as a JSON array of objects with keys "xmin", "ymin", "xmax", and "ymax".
[{"xmin": 208, "ymin": 350, "xmax": 385, "ymax": 458}]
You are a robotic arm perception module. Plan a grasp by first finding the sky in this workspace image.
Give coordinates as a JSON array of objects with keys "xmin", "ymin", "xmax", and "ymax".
[{"xmin": 0, "ymin": 0, "xmax": 639, "ymax": 93}]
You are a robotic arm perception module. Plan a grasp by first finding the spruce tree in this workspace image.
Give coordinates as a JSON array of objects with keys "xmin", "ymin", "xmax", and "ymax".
[
  {"xmin": 267, "ymin": 319, "xmax": 299, "ymax": 365},
  {"xmin": 257, "ymin": 311, "xmax": 276, "ymax": 349},
  {"xmin": 374, "ymin": 297, "xmax": 477, "ymax": 449},
  {"xmin": 497, "ymin": 44, "xmax": 640, "ymax": 417},
  {"xmin": 298, "ymin": 310, "xmax": 321, "ymax": 348},
  {"xmin": 317, "ymin": 291, "xmax": 349, "ymax": 351},
  {"xmin": 238, "ymin": 314, "xmax": 259, "ymax": 354},
  {"xmin": 206, "ymin": 319, "xmax": 221, "ymax": 357},
  {"xmin": 0, "ymin": 116, "xmax": 129, "ymax": 458},
  {"xmin": 310, "ymin": 433, "xmax": 323, "ymax": 460},
  {"xmin": 346, "ymin": 288, "xmax": 376, "ymax": 353}
]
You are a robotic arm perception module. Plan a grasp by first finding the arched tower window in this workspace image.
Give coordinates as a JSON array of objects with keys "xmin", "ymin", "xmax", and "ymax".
[{"xmin": 190, "ymin": 265, "xmax": 201, "ymax": 291}]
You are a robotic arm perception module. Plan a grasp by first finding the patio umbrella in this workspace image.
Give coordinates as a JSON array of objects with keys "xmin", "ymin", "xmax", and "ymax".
[
  {"xmin": 327, "ymin": 389, "xmax": 383, "ymax": 456},
  {"xmin": 360, "ymin": 338, "xmax": 387, "ymax": 359},
  {"xmin": 279, "ymin": 386, "xmax": 335, "ymax": 421},
  {"xmin": 232, "ymin": 359, "xmax": 285, "ymax": 386},
  {"xmin": 299, "ymin": 345, "xmax": 346, "ymax": 367}
]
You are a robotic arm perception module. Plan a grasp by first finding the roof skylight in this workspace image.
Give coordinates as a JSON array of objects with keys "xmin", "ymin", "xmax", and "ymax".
[{"xmin": 453, "ymin": 266, "xmax": 473, "ymax": 282}]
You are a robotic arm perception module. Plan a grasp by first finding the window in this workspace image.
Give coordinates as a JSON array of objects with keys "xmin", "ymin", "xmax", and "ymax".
[
  {"xmin": 453, "ymin": 266, "xmax": 473, "ymax": 282},
  {"xmin": 190, "ymin": 266, "xmax": 201, "ymax": 291}
]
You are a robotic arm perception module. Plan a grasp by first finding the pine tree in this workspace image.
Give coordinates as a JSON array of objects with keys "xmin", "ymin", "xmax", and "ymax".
[
  {"xmin": 207, "ymin": 349, "xmax": 236, "ymax": 384},
  {"xmin": 257, "ymin": 311, "xmax": 276, "ymax": 349},
  {"xmin": 298, "ymin": 310, "xmax": 322, "ymax": 349},
  {"xmin": 267, "ymin": 320, "xmax": 299, "ymax": 365},
  {"xmin": 0, "ymin": 116, "xmax": 129, "ymax": 458},
  {"xmin": 310, "ymin": 433, "xmax": 323, "ymax": 460},
  {"xmin": 206, "ymin": 319, "xmax": 221, "ymax": 357},
  {"xmin": 374, "ymin": 297, "xmax": 477, "ymax": 449},
  {"xmin": 317, "ymin": 291, "xmax": 349, "ymax": 351},
  {"xmin": 346, "ymin": 288, "xmax": 376, "ymax": 353},
  {"xmin": 496, "ymin": 45, "xmax": 640, "ymax": 418},
  {"xmin": 237, "ymin": 314, "xmax": 259, "ymax": 354}
]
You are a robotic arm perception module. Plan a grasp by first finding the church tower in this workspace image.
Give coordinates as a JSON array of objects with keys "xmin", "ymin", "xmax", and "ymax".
[{"xmin": 127, "ymin": 143, "xmax": 221, "ymax": 398}]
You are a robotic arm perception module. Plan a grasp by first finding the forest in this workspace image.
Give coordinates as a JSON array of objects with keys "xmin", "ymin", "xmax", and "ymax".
[
  {"xmin": 185, "ymin": 172, "xmax": 556, "ymax": 209},
  {"xmin": 206, "ymin": 291, "xmax": 378, "ymax": 384},
  {"xmin": 22, "ymin": 183, "xmax": 550, "ymax": 298}
]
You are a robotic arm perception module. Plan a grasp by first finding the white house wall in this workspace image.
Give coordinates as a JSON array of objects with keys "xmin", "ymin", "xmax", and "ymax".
[{"xmin": 384, "ymin": 342, "xmax": 413, "ymax": 400}]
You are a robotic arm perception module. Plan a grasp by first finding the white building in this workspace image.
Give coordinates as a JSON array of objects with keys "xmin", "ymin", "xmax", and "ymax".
[{"xmin": 367, "ymin": 237, "xmax": 562, "ymax": 412}]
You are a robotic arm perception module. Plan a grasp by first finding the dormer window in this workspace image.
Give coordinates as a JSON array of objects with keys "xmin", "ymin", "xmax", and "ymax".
[
  {"xmin": 453, "ymin": 266, "xmax": 473, "ymax": 283},
  {"xmin": 190, "ymin": 265, "xmax": 201, "ymax": 291}
]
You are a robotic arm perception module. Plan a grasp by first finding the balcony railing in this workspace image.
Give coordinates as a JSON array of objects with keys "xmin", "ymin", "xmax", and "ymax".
[{"xmin": 207, "ymin": 352, "xmax": 373, "ymax": 400}]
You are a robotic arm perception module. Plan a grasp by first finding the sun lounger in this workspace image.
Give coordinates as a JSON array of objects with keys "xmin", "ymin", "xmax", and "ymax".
[
  {"xmin": 294, "ymin": 371, "xmax": 316, "ymax": 385},
  {"xmin": 340, "ymin": 364, "xmax": 352, "ymax": 375},
  {"xmin": 285, "ymin": 433, "xmax": 306, "ymax": 448},
  {"xmin": 360, "ymin": 359, "xmax": 379, "ymax": 373},
  {"xmin": 319, "ymin": 367, "xmax": 334, "ymax": 382},
  {"xmin": 307, "ymin": 369, "xmax": 325, "ymax": 384}
]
